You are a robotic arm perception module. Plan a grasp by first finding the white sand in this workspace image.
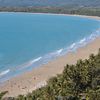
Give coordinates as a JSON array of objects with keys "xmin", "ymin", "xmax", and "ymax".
[{"xmin": 0, "ymin": 14, "xmax": 100, "ymax": 97}]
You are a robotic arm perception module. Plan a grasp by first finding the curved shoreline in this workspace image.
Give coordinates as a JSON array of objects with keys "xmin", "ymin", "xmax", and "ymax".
[
  {"xmin": 0, "ymin": 14, "xmax": 100, "ymax": 97},
  {"xmin": 0, "ymin": 28, "xmax": 100, "ymax": 83},
  {"xmin": 0, "ymin": 12, "xmax": 100, "ymax": 83},
  {"xmin": 0, "ymin": 11, "xmax": 100, "ymax": 20}
]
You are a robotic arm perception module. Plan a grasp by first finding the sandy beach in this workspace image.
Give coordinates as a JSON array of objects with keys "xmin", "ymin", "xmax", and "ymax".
[{"xmin": 0, "ymin": 14, "xmax": 100, "ymax": 97}]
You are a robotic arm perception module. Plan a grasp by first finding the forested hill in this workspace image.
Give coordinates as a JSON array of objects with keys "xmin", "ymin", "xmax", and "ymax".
[{"xmin": 0, "ymin": 0, "xmax": 100, "ymax": 7}]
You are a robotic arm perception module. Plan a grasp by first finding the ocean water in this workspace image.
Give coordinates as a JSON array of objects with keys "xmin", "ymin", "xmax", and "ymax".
[{"xmin": 0, "ymin": 12, "xmax": 100, "ymax": 83}]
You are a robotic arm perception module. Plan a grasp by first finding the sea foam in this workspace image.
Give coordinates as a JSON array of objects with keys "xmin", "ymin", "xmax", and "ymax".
[
  {"xmin": 0, "ymin": 69, "xmax": 10, "ymax": 77},
  {"xmin": 30, "ymin": 57, "xmax": 42, "ymax": 64},
  {"xmin": 0, "ymin": 28, "xmax": 100, "ymax": 83},
  {"xmin": 0, "ymin": 13, "xmax": 100, "ymax": 83}
]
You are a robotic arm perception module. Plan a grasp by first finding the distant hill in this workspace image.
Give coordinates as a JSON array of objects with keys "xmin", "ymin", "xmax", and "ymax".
[{"xmin": 0, "ymin": 0, "xmax": 100, "ymax": 7}]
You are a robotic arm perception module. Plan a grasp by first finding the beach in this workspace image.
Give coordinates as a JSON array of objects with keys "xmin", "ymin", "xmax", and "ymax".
[{"xmin": 0, "ymin": 14, "xmax": 100, "ymax": 97}]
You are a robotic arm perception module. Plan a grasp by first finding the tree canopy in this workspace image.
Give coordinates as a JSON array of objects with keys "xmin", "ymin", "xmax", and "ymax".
[{"xmin": 1, "ymin": 49, "xmax": 100, "ymax": 100}]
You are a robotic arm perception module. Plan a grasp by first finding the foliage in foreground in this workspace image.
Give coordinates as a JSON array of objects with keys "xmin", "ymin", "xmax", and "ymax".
[
  {"xmin": 0, "ymin": 91, "xmax": 8, "ymax": 100},
  {"xmin": 0, "ymin": 49, "xmax": 100, "ymax": 100}
]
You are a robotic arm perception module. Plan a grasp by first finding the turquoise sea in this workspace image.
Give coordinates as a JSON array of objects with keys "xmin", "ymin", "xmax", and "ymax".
[{"xmin": 0, "ymin": 12, "xmax": 100, "ymax": 83}]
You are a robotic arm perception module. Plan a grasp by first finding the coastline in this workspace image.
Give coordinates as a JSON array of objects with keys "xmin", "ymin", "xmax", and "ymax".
[
  {"xmin": 0, "ymin": 11, "xmax": 100, "ymax": 20},
  {"xmin": 0, "ymin": 14, "xmax": 100, "ymax": 97}
]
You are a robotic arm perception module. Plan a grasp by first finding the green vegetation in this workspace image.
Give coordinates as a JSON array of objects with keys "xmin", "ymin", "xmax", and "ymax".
[
  {"xmin": 0, "ymin": 6, "xmax": 100, "ymax": 99},
  {"xmin": 0, "ymin": 0, "xmax": 100, "ymax": 98},
  {"xmin": 0, "ymin": 49, "xmax": 100, "ymax": 100},
  {"xmin": 0, "ymin": 7, "xmax": 100, "ymax": 17},
  {"xmin": 0, "ymin": 91, "xmax": 8, "ymax": 100}
]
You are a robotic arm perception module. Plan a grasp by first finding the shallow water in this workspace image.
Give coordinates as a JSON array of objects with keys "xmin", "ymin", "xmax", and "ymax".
[{"xmin": 0, "ymin": 12, "xmax": 100, "ymax": 82}]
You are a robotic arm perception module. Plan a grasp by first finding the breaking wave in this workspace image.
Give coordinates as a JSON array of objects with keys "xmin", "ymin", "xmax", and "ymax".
[
  {"xmin": 0, "ymin": 69, "xmax": 10, "ymax": 77},
  {"xmin": 18, "ymin": 28, "xmax": 100, "ymax": 70},
  {"xmin": 30, "ymin": 57, "xmax": 42, "ymax": 64},
  {"xmin": 0, "ymin": 28, "xmax": 100, "ymax": 83}
]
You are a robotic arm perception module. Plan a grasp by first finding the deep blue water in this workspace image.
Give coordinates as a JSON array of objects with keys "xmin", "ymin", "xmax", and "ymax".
[{"xmin": 0, "ymin": 12, "xmax": 100, "ymax": 82}]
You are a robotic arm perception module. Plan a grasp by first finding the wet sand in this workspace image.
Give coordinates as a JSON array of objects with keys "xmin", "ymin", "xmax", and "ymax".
[{"xmin": 0, "ymin": 14, "xmax": 100, "ymax": 97}]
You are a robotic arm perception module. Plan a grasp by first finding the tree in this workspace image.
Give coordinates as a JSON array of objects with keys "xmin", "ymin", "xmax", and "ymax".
[{"xmin": 0, "ymin": 91, "xmax": 8, "ymax": 100}]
